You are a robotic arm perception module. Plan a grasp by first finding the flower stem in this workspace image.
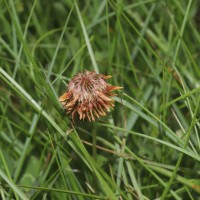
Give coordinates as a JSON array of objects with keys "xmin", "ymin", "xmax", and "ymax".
[{"xmin": 92, "ymin": 126, "xmax": 97, "ymax": 161}]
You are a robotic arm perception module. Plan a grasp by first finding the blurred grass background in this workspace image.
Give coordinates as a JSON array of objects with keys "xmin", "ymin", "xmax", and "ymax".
[{"xmin": 1, "ymin": 0, "xmax": 200, "ymax": 199}]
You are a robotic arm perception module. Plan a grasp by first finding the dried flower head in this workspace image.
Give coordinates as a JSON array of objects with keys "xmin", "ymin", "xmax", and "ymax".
[{"xmin": 59, "ymin": 70, "xmax": 122, "ymax": 122}]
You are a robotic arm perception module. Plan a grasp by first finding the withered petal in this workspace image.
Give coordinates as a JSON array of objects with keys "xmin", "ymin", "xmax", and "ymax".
[
  {"xmin": 93, "ymin": 109, "xmax": 100, "ymax": 118},
  {"xmin": 97, "ymin": 92, "xmax": 112, "ymax": 102},
  {"xmin": 102, "ymin": 75, "xmax": 112, "ymax": 79},
  {"xmin": 98, "ymin": 98, "xmax": 110, "ymax": 111},
  {"xmin": 108, "ymin": 86, "xmax": 123, "ymax": 91},
  {"xmin": 97, "ymin": 103, "xmax": 106, "ymax": 116},
  {"xmin": 86, "ymin": 111, "xmax": 91, "ymax": 122},
  {"xmin": 89, "ymin": 108, "xmax": 95, "ymax": 121},
  {"xmin": 59, "ymin": 92, "xmax": 71, "ymax": 102}
]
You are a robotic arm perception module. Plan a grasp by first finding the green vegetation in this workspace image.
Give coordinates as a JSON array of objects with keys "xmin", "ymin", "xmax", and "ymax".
[{"xmin": 1, "ymin": 0, "xmax": 200, "ymax": 199}]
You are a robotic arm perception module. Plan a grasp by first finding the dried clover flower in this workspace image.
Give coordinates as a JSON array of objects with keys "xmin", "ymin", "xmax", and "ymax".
[{"xmin": 59, "ymin": 70, "xmax": 122, "ymax": 122}]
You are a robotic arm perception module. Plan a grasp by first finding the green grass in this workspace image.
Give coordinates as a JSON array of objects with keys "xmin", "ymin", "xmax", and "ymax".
[{"xmin": 1, "ymin": 0, "xmax": 200, "ymax": 199}]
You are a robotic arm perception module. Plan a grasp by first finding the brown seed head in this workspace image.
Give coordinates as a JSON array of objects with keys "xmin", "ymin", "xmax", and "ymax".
[{"xmin": 59, "ymin": 70, "xmax": 122, "ymax": 122}]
